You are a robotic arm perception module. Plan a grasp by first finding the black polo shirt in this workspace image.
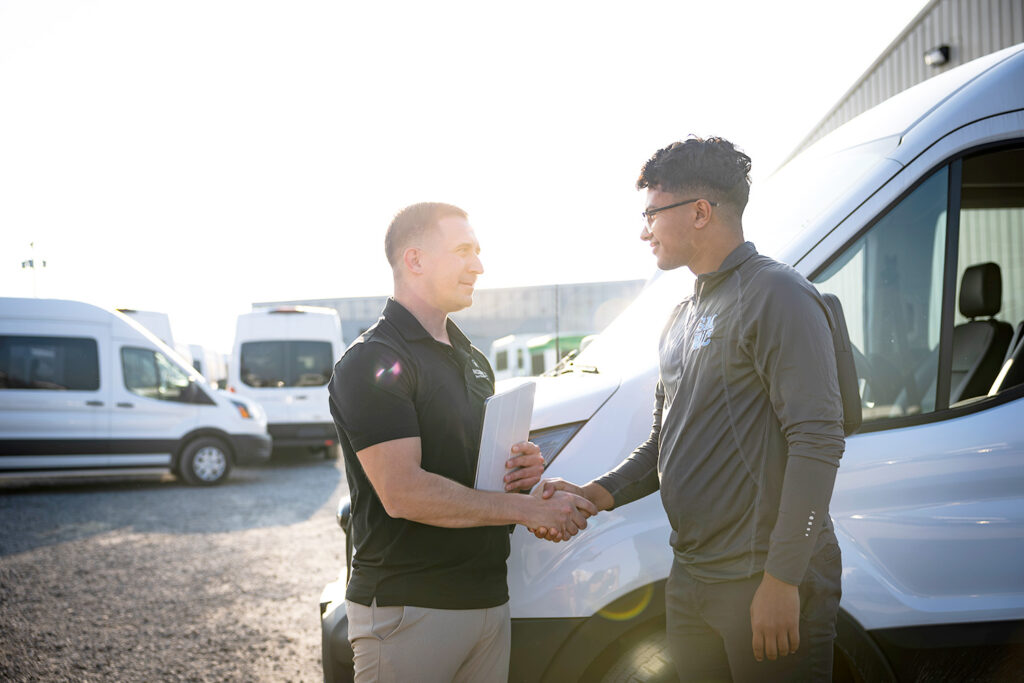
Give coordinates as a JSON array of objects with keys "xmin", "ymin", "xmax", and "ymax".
[{"xmin": 328, "ymin": 298, "xmax": 507, "ymax": 609}]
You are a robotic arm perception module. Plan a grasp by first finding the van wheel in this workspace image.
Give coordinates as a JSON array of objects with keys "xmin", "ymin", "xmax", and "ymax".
[
  {"xmin": 600, "ymin": 629, "xmax": 676, "ymax": 683},
  {"xmin": 179, "ymin": 437, "xmax": 232, "ymax": 486}
]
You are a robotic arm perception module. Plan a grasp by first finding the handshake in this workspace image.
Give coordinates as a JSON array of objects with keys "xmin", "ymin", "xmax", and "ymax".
[
  {"xmin": 523, "ymin": 478, "xmax": 612, "ymax": 542},
  {"xmin": 504, "ymin": 443, "xmax": 613, "ymax": 542}
]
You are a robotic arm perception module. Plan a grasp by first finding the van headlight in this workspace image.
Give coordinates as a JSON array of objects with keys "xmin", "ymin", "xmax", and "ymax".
[
  {"xmin": 231, "ymin": 400, "xmax": 254, "ymax": 419},
  {"xmin": 529, "ymin": 422, "xmax": 585, "ymax": 468}
]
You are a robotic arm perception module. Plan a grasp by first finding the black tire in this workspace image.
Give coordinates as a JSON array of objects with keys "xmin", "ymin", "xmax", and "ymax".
[
  {"xmin": 600, "ymin": 629, "xmax": 677, "ymax": 683},
  {"xmin": 178, "ymin": 437, "xmax": 232, "ymax": 486}
]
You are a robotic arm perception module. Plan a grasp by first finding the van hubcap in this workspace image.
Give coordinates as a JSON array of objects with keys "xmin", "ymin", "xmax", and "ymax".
[{"xmin": 193, "ymin": 447, "xmax": 227, "ymax": 481}]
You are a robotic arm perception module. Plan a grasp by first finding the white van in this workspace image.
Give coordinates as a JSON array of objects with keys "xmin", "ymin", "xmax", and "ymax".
[
  {"xmin": 188, "ymin": 344, "xmax": 227, "ymax": 389},
  {"xmin": 116, "ymin": 308, "xmax": 194, "ymax": 366},
  {"xmin": 322, "ymin": 44, "xmax": 1024, "ymax": 682},
  {"xmin": 229, "ymin": 306, "xmax": 344, "ymax": 454},
  {"xmin": 490, "ymin": 334, "xmax": 539, "ymax": 381},
  {"xmin": 491, "ymin": 333, "xmax": 598, "ymax": 381},
  {"xmin": 0, "ymin": 298, "xmax": 270, "ymax": 486}
]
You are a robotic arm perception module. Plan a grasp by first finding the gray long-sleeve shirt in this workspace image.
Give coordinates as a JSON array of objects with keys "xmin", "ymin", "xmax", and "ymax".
[{"xmin": 595, "ymin": 242, "xmax": 845, "ymax": 585}]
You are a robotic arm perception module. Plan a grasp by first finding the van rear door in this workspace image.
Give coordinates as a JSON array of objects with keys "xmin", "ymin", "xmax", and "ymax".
[
  {"xmin": 237, "ymin": 340, "xmax": 295, "ymax": 426},
  {"xmin": 238, "ymin": 339, "xmax": 334, "ymax": 416}
]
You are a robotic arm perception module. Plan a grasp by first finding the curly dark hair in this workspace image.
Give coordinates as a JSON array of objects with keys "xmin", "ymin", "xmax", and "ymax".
[
  {"xmin": 636, "ymin": 136, "xmax": 752, "ymax": 214},
  {"xmin": 385, "ymin": 202, "xmax": 468, "ymax": 268}
]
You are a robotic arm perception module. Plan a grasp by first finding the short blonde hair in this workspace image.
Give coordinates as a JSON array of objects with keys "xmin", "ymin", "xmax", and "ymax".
[{"xmin": 384, "ymin": 202, "xmax": 468, "ymax": 268}]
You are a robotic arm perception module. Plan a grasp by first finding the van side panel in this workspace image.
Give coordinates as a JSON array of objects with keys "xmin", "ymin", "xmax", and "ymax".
[{"xmin": 0, "ymin": 316, "xmax": 118, "ymax": 473}]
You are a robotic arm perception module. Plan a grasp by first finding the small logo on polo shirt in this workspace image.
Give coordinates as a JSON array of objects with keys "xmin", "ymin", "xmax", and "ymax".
[
  {"xmin": 691, "ymin": 314, "xmax": 717, "ymax": 350},
  {"xmin": 472, "ymin": 368, "xmax": 488, "ymax": 379}
]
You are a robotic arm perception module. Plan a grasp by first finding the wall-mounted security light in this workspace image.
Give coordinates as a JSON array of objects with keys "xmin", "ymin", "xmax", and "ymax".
[{"xmin": 924, "ymin": 45, "xmax": 950, "ymax": 67}]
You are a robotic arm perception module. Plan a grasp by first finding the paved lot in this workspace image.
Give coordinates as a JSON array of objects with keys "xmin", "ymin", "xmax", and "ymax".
[{"xmin": 0, "ymin": 452, "xmax": 347, "ymax": 682}]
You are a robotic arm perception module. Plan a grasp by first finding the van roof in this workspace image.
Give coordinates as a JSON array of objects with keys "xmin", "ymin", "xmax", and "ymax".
[
  {"xmin": 0, "ymin": 297, "xmax": 198, "ymax": 373},
  {"xmin": 245, "ymin": 305, "xmax": 340, "ymax": 317},
  {"xmin": 1, "ymin": 297, "xmax": 114, "ymax": 322}
]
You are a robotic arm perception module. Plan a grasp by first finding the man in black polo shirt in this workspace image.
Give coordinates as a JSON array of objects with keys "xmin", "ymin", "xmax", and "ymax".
[{"xmin": 328, "ymin": 202, "xmax": 596, "ymax": 682}]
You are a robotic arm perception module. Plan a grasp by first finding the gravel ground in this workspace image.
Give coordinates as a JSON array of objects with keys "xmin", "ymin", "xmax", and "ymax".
[{"xmin": 0, "ymin": 451, "xmax": 347, "ymax": 682}]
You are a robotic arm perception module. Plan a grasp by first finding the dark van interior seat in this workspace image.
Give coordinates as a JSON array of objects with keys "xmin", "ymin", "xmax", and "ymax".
[{"xmin": 950, "ymin": 263, "xmax": 1013, "ymax": 403}]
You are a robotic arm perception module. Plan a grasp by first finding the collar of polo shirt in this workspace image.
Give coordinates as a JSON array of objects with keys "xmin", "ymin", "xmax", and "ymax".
[{"xmin": 384, "ymin": 298, "xmax": 473, "ymax": 351}]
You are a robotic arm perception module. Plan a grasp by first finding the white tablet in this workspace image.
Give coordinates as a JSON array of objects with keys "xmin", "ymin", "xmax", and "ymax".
[{"xmin": 474, "ymin": 381, "xmax": 536, "ymax": 491}]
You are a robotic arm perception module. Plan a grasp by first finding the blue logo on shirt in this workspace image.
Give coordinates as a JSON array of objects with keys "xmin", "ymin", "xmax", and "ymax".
[{"xmin": 692, "ymin": 314, "xmax": 717, "ymax": 350}]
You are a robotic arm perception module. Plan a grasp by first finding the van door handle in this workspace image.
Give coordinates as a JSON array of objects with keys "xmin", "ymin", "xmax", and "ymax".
[
  {"xmin": 294, "ymin": 396, "xmax": 308, "ymax": 400},
  {"xmin": 86, "ymin": 400, "xmax": 104, "ymax": 407},
  {"xmin": 116, "ymin": 402, "xmax": 134, "ymax": 408}
]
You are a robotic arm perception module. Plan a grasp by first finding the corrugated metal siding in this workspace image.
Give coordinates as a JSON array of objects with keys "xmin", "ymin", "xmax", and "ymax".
[{"xmin": 791, "ymin": 0, "xmax": 1024, "ymax": 158}]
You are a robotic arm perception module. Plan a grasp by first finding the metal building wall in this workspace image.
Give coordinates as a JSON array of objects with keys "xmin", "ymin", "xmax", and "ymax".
[
  {"xmin": 790, "ymin": 0, "xmax": 1024, "ymax": 159},
  {"xmin": 255, "ymin": 279, "xmax": 646, "ymax": 354}
]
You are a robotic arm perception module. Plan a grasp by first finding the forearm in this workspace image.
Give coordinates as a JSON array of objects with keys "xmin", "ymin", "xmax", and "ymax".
[
  {"xmin": 592, "ymin": 439, "xmax": 660, "ymax": 509},
  {"xmin": 580, "ymin": 481, "xmax": 615, "ymax": 512},
  {"xmin": 386, "ymin": 468, "xmax": 531, "ymax": 527},
  {"xmin": 764, "ymin": 456, "xmax": 839, "ymax": 585}
]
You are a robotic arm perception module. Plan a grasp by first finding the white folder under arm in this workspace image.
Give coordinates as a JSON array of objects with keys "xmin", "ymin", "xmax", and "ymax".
[{"xmin": 474, "ymin": 381, "xmax": 536, "ymax": 492}]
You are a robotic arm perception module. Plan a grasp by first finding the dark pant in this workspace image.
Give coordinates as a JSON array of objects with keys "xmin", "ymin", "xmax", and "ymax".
[{"xmin": 666, "ymin": 544, "xmax": 842, "ymax": 683}]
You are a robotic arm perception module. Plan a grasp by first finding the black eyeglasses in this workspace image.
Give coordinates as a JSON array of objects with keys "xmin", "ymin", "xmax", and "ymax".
[{"xmin": 642, "ymin": 198, "xmax": 717, "ymax": 226}]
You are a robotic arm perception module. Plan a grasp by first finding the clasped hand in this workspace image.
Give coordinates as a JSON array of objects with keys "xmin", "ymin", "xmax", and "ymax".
[
  {"xmin": 527, "ymin": 478, "xmax": 594, "ymax": 542},
  {"xmin": 503, "ymin": 445, "xmax": 595, "ymax": 541}
]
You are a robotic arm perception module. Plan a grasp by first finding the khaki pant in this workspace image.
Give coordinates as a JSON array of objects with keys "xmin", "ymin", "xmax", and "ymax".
[{"xmin": 346, "ymin": 599, "xmax": 510, "ymax": 683}]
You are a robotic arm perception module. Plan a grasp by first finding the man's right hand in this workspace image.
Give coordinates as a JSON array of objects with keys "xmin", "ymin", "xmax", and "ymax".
[
  {"xmin": 524, "ymin": 490, "xmax": 596, "ymax": 541},
  {"xmin": 530, "ymin": 478, "xmax": 613, "ymax": 542}
]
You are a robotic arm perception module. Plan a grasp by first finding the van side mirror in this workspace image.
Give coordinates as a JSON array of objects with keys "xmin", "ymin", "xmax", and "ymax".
[
  {"xmin": 337, "ymin": 497, "xmax": 351, "ymax": 530},
  {"xmin": 337, "ymin": 496, "xmax": 353, "ymax": 577}
]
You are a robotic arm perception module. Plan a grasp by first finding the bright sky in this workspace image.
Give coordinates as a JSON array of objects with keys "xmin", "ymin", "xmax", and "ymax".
[{"xmin": 0, "ymin": 0, "xmax": 929, "ymax": 353}]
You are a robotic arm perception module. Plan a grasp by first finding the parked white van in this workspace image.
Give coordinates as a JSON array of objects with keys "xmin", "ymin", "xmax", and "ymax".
[
  {"xmin": 229, "ymin": 306, "xmax": 344, "ymax": 454},
  {"xmin": 490, "ymin": 334, "xmax": 539, "ymax": 381},
  {"xmin": 188, "ymin": 344, "xmax": 227, "ymax": 389},
  {"xmin": 116, "ymin": 308, "xmax": 194, "ymax": 366},
  {"xmin": 322, "ymin": 44, "xmax": 1024, "ymax": 682},
  {"xmin": 0, "ymin": 298, "xmax": 271, "ymax": 485}
]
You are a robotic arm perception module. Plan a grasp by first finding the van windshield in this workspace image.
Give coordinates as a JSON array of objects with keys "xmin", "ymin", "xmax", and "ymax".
[
  {"xmin": 240, "ymin": 340, "xmax": 333, "ymax": 388},
  {"xmin": 575, "ymin": 137, "xmax": 899, "ymax": 374}
]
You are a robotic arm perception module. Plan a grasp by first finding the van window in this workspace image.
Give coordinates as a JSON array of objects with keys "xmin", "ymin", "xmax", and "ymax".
[
  {"xmin": 815, "ymin": 143, "xmax": 1024, "ymax": 424},
  {"xmin": 495, "ymin": 350, "xmax": 509, "ymax": 372},
  {"xmin": 122, "ymin": 347, "xmax": 195, "ymax": 402},
  {"xmin": 240, "ymin": 340, "xmax": 333, "ymax": 388},
  {"xmin": 954, "ymin": 146, "xmax": 1024, "ymax": 398},
  {"xmin": 0, "ymin": 336, "xmax": 100, "ymax": 391},
  {"xmin": 815, "ymin": 168, "xmax": 949, "ymax": 422}
]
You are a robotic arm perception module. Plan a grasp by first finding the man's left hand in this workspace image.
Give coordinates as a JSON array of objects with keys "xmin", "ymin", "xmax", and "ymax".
[
  {"xmin": 504, "ymin": 441, "xmax": 544, "ymax": 492},
  {"xmin": 750, "ymin": 571, "xmax": 800, "ymax": 662}
]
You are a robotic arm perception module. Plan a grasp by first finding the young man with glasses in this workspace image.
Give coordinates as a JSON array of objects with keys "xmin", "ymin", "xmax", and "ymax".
[{"xmin": 535, "ymin": 138, "xmax": 845, "ymax": 681}]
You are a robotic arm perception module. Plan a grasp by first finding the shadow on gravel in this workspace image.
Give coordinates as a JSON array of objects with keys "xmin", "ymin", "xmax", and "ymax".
[{"xmin": 0, "ymin": 451, "xmax": 344, "ymax": 557}]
